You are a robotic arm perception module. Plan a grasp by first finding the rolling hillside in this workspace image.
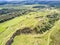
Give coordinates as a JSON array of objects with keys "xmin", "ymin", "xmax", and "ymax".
[{"xmin": 0, "ymin": 2, "xmax": 60, "ymax": 45}]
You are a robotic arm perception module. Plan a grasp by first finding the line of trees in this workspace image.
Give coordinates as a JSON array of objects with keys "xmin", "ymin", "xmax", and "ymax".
[{"xmin": 0, "ymin": 8, "xmax": 32, "ymax": 23}]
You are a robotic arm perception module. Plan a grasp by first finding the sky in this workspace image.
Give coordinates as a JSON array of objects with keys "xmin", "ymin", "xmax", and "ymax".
[
  {"xmin": 0, "ymin": 0, "xmax": 60, "ymax": 1},
  {"xmin": 0, "ymin": 0, "xmax": 25, "ymax": 1}
]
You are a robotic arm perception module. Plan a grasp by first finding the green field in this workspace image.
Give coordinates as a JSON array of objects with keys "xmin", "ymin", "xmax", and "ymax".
[{"xmin": 0, "ymin": 4, "xmax": 60, "ymax": 45}]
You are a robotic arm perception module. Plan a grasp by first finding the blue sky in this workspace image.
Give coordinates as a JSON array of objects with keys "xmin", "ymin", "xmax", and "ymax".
[
  {"xmin": 0, "ymin": 0, "xmax": 60, "ymax": 1},
  {"xmin": 0, "ymin": 0, "xmax": 25, "ymax": 1}
]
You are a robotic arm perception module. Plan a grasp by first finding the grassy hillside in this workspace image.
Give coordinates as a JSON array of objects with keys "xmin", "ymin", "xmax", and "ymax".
[{"xmin": 0, "ymin": 4, "xmax": 60, "ymax": 45}]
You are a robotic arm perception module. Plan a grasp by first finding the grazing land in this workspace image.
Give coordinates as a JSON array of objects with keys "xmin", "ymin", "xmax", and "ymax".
[{"xmin": 0, "ymin": 1, "xmax": 60, "ymax": 45}]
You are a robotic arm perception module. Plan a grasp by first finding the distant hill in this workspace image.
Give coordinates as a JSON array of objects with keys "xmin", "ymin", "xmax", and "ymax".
[
  {"xmin": 0, "ymin": 1, "xmax": 60, "ymax": 6},
  {"xmin": 0, "ymin": 1, "xmax": 7, "ymax": 5}
]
